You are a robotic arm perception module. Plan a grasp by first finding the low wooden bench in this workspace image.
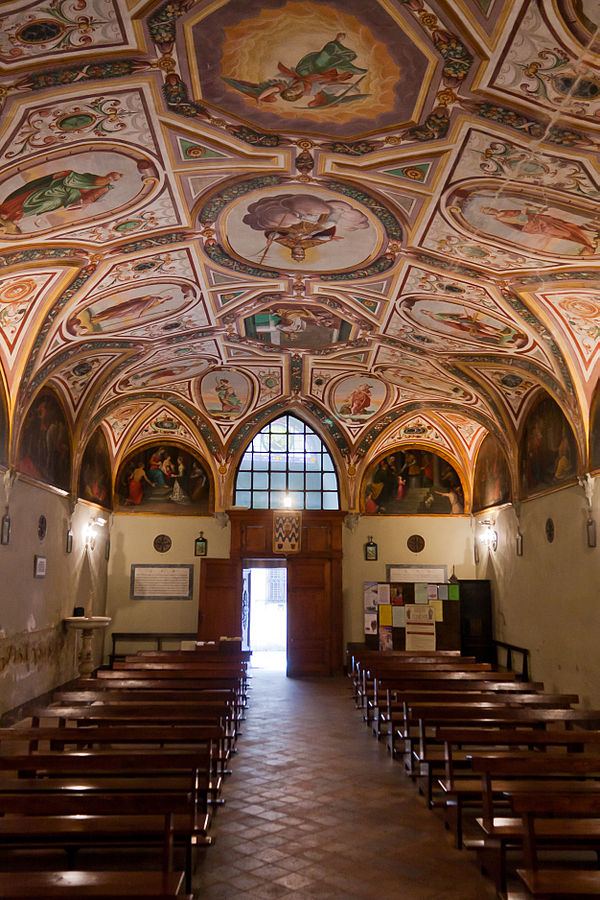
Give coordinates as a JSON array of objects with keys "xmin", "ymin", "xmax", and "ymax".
[
  {"xmin": 359, "ymin": 660, "xmax": 491, "ymax": 722},
  {"xmin": 388, "ymin": 693, "xmax": 578, "ymax": 774},
  {"xmin": 465, "ymin": 755, "xmax": 600, "ymax": 894},
  {"xmin": 409, "ymin": 707, "xmax": 600, "ymax": 847},
  {"xmin": 0, "ymin": 723, "xmax": 229, "ymax": 776},
  {"xmin": 0, "ymin": 790, "xmax": 197, "ymax": 891},
  {"xmin": 0, "ymin": 870, "xmax": 190, "ymax": 899},
  {"xmin": 512, "ymin": 791, "xmax": 600, "ymax": 898},
  {"xmin": 108, "ymin": 632, "xmax": 198, "ymax": 666}
]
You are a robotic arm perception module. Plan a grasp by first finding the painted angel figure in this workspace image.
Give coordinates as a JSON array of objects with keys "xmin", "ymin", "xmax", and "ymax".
[{"xmin": 222, "ymin": 33, "xmax": 369, "ymax": 110}]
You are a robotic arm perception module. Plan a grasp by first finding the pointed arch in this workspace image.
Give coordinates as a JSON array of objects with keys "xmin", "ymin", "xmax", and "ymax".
[
  {"xmin": 518, "ymin": 391, "xmax": 579, "ymax": 498},
  {"xmin": 589, "ymin": 380, "xmax": 600, "ymax": 474},
  {"xmin": 114, "ymin": 440, "xmax": 213, "ymax": 514},
  {"xmin": 16, "ymin": 386, "xmax": 72, "ymax": 492},
  {"xmin": 77, "ymin": 426, "xmax": 112, "ymax": 510},
  {"xmin": 472, "ymin": 433, "xmax": 512, "ymax": 513},
  {"xmin": 233, "ymin": 412, "xmax": 340, "ymax": 510},
  {"xmin": 361, "ymin": 445, "xmax": 466, "ymax": 516}
]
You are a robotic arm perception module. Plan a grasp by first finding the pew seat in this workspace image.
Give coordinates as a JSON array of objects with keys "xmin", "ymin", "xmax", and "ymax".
[{"xmin": 0, "ymin": 871, "xmax": 190, "ymax": 899}]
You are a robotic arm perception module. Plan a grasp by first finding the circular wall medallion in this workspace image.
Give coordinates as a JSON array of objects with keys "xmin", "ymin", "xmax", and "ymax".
[
  {"xmin": 545, "ymin": 518, "xmax": 555, "ymax": 543},
  {"xmin": 153, "ymin": 534, "xmax": 172, "ymax": 553},
  {"xmin": 37, "ymin": 515, "xmax": 47, "ymax": 541},
  {"xmin": 407, "ymin": 534, "xmax": 425, "ymax": 553}
]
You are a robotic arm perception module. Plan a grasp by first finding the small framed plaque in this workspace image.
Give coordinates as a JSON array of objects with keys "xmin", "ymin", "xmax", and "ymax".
[
  {"xmin": 364, "ymin": 536, "xmax": 378, "ymax": 561},
  {"xmin": 34, "ymin": 555, "xmax": 46, "ymax": 578}
]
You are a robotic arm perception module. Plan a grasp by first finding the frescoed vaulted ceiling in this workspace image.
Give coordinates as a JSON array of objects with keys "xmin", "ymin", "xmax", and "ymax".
[{"xmin": 0, "ymin": 0, "xmax": 599, "ymax": 512}]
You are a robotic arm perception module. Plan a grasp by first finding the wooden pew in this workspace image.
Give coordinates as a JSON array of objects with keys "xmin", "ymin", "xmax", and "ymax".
[
  {"xmin": 512, "ymin": 791, "xmax": 600, "ymax": 898},
  {"xmin": 386, "ymin": 684, "xmax": 543, "ymax": 771},
  {"xmin": 80, "ymin": 675, "xmax": 248, "ymax": 708},
  {"xmin": 346, "ymin": 649, "xmax": 462, "ymax": 706},
  {"xmin": 0, "ymin": 790, "xmax": 197, "ymax": 892},
  {"xmin": 404, "ymin": 696, "xmax": 580, "ymax": 804},
  {"xmin": 360, "ymin": 661, "xmax": 493, "ymax": 725},
  {"xmin": 0, "ymin": 870, "xmax": 191, "ymax": 899},
  {"xmin": 377, "ymin": 680, "xmax": 545, "ymax": 743},
  {"xmin": 470, "ymin": 754, "xmax": 600, "ymax": 894},
  {"xmin": 417, "ymin": 709, "xmax": 600, "ymax": 847},
  {"xmin": 52, "ymin": 688, "xmax": 243, "ymax": 752},
  {"xmin": 386, "ymin": 691, "xmax": 577, "ymax": 760},
  {"xmin": 0, "ymin": 724, "xmax": 228, "ymax": 775}
]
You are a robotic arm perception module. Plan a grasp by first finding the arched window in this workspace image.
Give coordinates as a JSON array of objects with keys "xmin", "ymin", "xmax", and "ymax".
[{"xmin": 234, "ymin": 414, "xmax": 339, "ymax": 509}]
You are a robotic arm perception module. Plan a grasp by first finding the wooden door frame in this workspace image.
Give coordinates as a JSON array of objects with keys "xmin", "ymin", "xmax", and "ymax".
[{"xmin": 228, "ymin": 509, "xmax": 345, "ymax": 672}]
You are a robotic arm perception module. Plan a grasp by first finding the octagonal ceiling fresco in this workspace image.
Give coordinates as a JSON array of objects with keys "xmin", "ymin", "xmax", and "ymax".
[{"xmin": 0, "ymin": 0, "xmax": 598, "ymax": 514}]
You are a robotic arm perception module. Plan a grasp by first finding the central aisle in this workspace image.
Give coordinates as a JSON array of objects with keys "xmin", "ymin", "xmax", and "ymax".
[{"xmin": 193, "ymin": 670, "xmax": 497, "ymax": 899}]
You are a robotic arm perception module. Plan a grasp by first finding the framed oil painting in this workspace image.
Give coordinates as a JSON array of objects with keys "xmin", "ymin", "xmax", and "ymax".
[
  {"xmin": 363, "ymin": 448, "xmax": 464, "ymax": 515},
  {"xmin": 472, "ymin": 433, "xmax": 511, "ymax": 512},
  {"xmin": 116, "ymin": 444, "xmax": 210, "ymax": 514},
  {"xmin": 519, "ymin": 395, "xmax": 578, "ymax": 497},
  {"xmin": 17, "ymin": 389, "xmax": 71, "ymax": 492},
  {"xmin": 78, "ymin": 428, "xmax": 112, "ymax": 510}
]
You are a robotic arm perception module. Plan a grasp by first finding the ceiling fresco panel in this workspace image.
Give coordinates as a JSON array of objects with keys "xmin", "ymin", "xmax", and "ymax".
[
  {"xmin": 0, "ymin": 0, "xmax": 597, "ymax": 512},
  {"xmin": 188, "ymin": 0, "xmax": 433, "ymax": 138},
  {"xmin": 0, "ymin": 0, "xmax": 134, "ymax": 68}
]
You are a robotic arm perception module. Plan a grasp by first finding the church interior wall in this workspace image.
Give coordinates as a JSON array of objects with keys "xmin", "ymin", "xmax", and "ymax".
[
  {"xmin": 342, "ymin": 515, "xmax": 476, "ymax": 644},
  {"xmin": 105, "ymin": 513, "xmax": 231, "ymax": 662},
  {"xmin": 0, "ymin": 480, "xmax": 108, "ymax": 716},
  {"xmin": 476, "ymin": 484, "xmax": 600, "ymax": 707}
]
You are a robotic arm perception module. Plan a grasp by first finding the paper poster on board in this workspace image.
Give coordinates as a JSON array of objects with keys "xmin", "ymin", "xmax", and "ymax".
[
  {"xmin": 364, "ymin": 582, "xmax": 378, "ymax": 610},
  {"xmin": 364, "ymin": 612, "xmax": 378, "ymax": 635},
  {"xmin": 405, "ymin": 603, "xmax": 436, "ymax": 650}
]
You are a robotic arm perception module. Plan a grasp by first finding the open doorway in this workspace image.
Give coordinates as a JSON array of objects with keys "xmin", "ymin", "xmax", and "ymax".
[{"xmin": 242, "ymin": 561, "xmax": 287, "ymax": 671}]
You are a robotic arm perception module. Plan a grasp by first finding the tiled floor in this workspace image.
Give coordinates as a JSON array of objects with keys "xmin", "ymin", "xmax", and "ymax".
[{"xmin": 193, "ymin": 670, "xmax": 498, "ymax": 899}]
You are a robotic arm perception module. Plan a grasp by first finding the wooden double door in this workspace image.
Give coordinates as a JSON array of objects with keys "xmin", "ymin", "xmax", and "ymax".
[{"xmin": 198, "ymin": 510, "xmax": 344, "ymax": 676}]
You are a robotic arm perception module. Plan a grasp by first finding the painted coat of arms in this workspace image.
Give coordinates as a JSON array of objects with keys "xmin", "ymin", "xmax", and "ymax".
[{"xmin": 273, "ymin": 510, "xmax": 302, "ymax": 553}]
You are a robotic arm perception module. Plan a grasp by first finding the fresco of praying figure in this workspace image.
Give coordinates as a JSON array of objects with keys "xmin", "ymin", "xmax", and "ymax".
[
  {"xmin": 0, "ymin": 170, "xmax": 123, "ymax": 235},
  {"xmin": 222, "ymin": 33, "xmax": 369, "ymax": 110}
]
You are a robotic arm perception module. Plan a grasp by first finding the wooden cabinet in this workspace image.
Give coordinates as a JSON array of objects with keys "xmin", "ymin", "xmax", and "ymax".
[{"xmin": 458, "ymin": 579, "xmax": 494, "ymax": 663}]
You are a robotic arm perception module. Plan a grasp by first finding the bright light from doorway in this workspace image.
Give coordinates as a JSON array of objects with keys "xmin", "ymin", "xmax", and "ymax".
[{"xmin": 247, "ymin": 567, "xmax": 287, "ymax": 671}]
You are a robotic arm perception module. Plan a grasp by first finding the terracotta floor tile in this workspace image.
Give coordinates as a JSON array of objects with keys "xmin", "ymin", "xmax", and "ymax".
[{"xmin": 191, "ymin": 670, "xmax": 499, "ymax": 898}]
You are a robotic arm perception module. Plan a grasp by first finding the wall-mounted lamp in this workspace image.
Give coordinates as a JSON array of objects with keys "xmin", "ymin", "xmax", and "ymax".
[
  {"xmin": 479, "ymin": 519, "xmax": 498, "ymax": 552},
  {"xmin": 65, "ymin": 529, "xmax": 73, "ymax": 554},
  {"xmin": 85, "ymin": 516, "xmax": 106, "ymax": 551}
]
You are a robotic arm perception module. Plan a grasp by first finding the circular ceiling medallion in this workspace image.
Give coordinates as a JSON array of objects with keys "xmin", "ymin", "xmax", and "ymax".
[
  {"xmin": 153, "ymin": 534, "xmax": 172, "ymax": 553},
  {"xmin": 220, "ymin": 184, "xmax": 384, "ymax": 274},
  {"xmin": 407, "ymin": 534, "xmax": 425, "ymax": 553},
  {"xmin": 545, "ymin": 518, "xmax": 555, "ymax": 543},
  {"xmin": 37, "ymin": 515, "xmax": 47, "ymax": 541}
]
